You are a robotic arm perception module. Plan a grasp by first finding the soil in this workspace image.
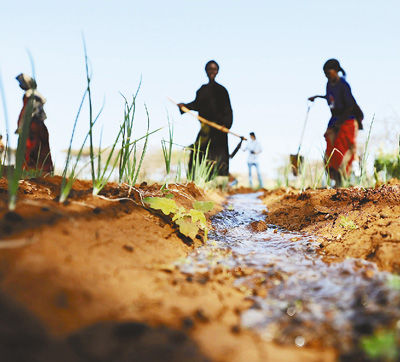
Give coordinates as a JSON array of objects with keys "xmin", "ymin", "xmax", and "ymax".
[
  {"xmin": 0, "ymin": 176, "xmax": 336, "ymax": 362},
  {"xmin": 262, "ymin": 182, "xmax": 400, "ymax": 273}
]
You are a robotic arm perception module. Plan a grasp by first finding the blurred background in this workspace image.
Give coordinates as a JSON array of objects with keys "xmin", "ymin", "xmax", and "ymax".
[{"xmin": 1, "ymin": 0, "xmax": 399, "ymax": 184}]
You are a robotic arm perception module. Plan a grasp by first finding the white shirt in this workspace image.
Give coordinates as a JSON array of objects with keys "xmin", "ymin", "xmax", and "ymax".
[{"xmin": 243, "ymin": 139, "xmax": 262, "ymax": 163}]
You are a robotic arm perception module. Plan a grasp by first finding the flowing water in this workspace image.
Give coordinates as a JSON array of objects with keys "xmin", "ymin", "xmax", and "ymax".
[{"xmin": 177, "ymin": 193, "xmax": 400, "ymax": 354}]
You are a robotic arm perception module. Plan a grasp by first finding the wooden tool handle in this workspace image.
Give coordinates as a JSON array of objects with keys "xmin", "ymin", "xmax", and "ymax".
[{"xmin": 169, "ymin": 98, "xmax": 247, "ymax": 141}]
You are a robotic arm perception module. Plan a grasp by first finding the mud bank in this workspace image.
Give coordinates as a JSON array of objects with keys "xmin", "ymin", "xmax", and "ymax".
[
  {"xmin": 262, "ymin": 184, "xmax": 400, "ymax": 273},
  {"xmin": 0, "ymin": 177, "xmax": 334, "ymax": 362}
]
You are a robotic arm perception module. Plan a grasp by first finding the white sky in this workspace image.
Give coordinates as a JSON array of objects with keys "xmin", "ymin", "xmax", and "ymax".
[{"xmin": 1, "ymin": 0, "xmax": 399, "ymax": 177}]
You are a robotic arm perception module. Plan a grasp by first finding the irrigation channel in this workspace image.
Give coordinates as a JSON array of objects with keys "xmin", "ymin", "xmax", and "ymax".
[{"xmin": 177, "ymin": 193, "xmax": 400, "ymax": 356}]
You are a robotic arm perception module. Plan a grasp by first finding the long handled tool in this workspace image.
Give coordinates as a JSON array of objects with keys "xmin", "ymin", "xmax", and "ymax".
[
  {"xmin": 168, "ymin": 97, "xmax": 247, "ymax": 141},
  {"xmin": 290, "ymin": 102, "xmax": 312, "ymax": 176}
]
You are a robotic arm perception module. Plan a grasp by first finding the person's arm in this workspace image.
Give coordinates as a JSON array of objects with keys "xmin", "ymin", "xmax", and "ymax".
[
  {"xmin": 308, "ymin": 95, "xmax": 326, "ymax": 102},
  {"xmin": 177, "ymin": 90, "xmax": 199, "ymax": 114}
]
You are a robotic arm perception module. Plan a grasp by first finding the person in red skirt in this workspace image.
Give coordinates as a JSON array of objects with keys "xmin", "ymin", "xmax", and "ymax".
[
  {"xmin": 16, "ymin": 74, "xmax": 53, "ymax": 173},
  {"xmin": 308, "ymin": 59, "xmax": 363, "ymax": 186}
]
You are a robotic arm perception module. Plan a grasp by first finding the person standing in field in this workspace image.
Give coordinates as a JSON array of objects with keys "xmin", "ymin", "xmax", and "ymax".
[
  {"xmin": 243, "ymin": 132, "xmax": 263, "ymax": 189},
  {"xmin": 177, "ymin": 60, "xmax": 233, "ymax": 177},
  {"xmin": 308, "ymin": 59, "xmax": 363, "ymax": 186},
  {"xmin": 16, "ymin": 73, "xmax": 53, "ymax": 173}
]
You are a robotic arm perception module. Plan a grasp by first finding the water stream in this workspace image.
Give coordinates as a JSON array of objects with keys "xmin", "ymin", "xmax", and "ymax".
[{"xmin": 177, "ymin": 193, "xmax": 400, "ymax": 353}]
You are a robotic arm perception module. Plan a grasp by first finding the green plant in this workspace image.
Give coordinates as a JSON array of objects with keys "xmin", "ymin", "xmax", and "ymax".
[
  {"xmin": 186, "ymin": 142, "xmax": 217, "ymax": 189},
  {"xmin": 339, "ymin": 215, "xmax": 358, "ymax": 230},
  {"xmin": 123, "ymin": 105, "xmax": 152, "ymax": 188},
  {"xmin": 143, "ymin": 197, "xmax": 214, "ymax": 241},
  {"xmin": 118, "ymin": 84, "xmax": 141, "ymax": 183},
  {"xmin": 374, "ymin": 150, "xmax": 400, "ymax": 181},
  {"xmin": 82, "ymin": 36, "xmax": 96, "ymax": 186},
  {"xmin": 0, "ymin": 72, "xmax": 10, "ymax": 178},
  {"xmin": 161, "ymin": 114, "xmax": 174, "ymax": 184},
  {"xmin": 59, "ymin": 90, "xmax": 103, "ymax": 202},
  {"xmin": 275, "ymin": 162, "xmax": 291, "ymax": 189},
  {"xmin": 59, "ymin": 90, "xmax": 88, "ymax": 202},
  {"xmin": 361, "ymin": 329, "xmax": 399, "ymax": 361},
  {"xmin": 92, "ymin": 125, "xmax": 123, "ymax": 195},
  {"xmin": 175, "ymin": 155, "xmax": 183, "ymax": 184},
  {"xmin": 359, "ymin": 116, "xmax": 375, "ymax": 187}
]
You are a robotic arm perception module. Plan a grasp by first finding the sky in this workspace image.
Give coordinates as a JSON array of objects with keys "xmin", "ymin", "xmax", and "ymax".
[{"xmin": 1, "ymin": 0, "xmax": 399, "ymax": 178}]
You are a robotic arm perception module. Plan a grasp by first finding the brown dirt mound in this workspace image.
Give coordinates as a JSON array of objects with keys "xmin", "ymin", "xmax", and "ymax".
[{"xmin": 263, "ymin": 185, "xmax": 400, "ymax": 272}]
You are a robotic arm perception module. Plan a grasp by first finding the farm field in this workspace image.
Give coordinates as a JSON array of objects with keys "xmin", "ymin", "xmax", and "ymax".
[{"xmin": 0, "ymin": 176, "xmax": 399, "ymax": 361}]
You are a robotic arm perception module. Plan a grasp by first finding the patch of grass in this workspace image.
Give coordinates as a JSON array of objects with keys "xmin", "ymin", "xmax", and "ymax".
[
  {"xmin": 186, "ymin": 142, "xmax": 218, "ymax": 189},
  {"xmin": 118, "ymin": 84, "xmax": 141, "ymax": 183},
  {"xmin": 121, "ymin": 104, "xmax": 153, "ymax": 188}
]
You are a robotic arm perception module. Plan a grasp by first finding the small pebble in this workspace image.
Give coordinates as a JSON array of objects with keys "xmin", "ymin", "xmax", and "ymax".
[{"xmin": 123, "ymin": 244, "xmax": 134, "ymax": 252}]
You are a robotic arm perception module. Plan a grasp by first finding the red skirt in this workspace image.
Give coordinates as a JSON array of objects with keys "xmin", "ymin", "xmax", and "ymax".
[
  {"xmin": 24, "ymin": 119, "xmax": 53, "ymax": 173},
  {"xmin": 325, "ymin": 119, "xmax": 358, "ymax": 177}
]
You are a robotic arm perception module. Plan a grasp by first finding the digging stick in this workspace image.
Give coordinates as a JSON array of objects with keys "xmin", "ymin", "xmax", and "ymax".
[{"xmin": 168, "ymin": 98, "xmax": 247, "ymax": 141}]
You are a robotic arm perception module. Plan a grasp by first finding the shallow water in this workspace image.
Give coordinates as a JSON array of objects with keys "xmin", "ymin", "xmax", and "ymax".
[{"xmin": 177, "ymin": 193, "xmax": 400, "ymax": 352}]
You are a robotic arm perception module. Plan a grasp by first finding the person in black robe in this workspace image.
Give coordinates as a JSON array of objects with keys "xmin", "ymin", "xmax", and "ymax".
[{"xmin": 178, "ymin": 60, "xmax": 233, "ymax": 176}]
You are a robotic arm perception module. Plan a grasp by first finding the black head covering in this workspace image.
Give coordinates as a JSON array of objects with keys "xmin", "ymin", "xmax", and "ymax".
[
  {"xmin": 323, "ymin": 59, "xmax": 346, "ymax": 76},
  {"xmin": 16, "ymin": 73, "xmax": 37, "ymax": 91},
  {"xmin": 205, "ymin": 60, "xmax": 219, "ymax": 71}
]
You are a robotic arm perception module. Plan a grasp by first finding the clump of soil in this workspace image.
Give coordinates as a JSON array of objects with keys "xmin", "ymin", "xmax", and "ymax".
[
  {"xmin": 262, "ymin": 184, "xmax": 400, "ymax": 272},
  {"xmin": 0, "ymin": 290, "xmax": 208, "ymax": 362}
]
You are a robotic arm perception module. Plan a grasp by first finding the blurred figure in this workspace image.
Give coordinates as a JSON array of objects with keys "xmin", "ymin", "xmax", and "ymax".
[
  {"xmin": 0, "ymin": 135, "xmax": 4, "ymax": 158},
  {"xmin": 308, "ymin": 59, "xmax": 363, "ymax": 186},
  {"xmin": 243, "ymin": 132, "xmax": 263, "ymax": 189},
  {"xmin": 16, "ymin": 73, "xmax": 53, "ymax": 173},
  {"xmin": 177, "ymin": 60, "xmax": 233, "ymax": 177}
]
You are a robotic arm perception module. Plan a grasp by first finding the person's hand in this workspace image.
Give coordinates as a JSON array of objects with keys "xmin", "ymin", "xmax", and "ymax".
[
  {"xmin": 177, "ymin": 103, "xmax": 184, "ymax": 109},
  {"xmin": 308, "ymin": 96, "xmax": 316, "ymax": 102}
]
